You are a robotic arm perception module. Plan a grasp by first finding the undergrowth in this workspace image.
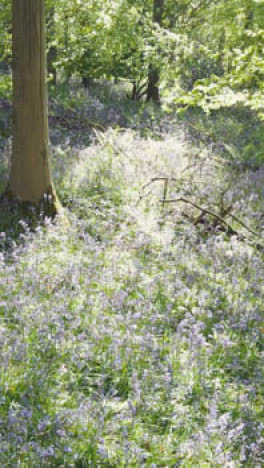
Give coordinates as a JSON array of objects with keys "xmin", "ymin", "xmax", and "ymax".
[
  {"xmin": 0, "ymin": 83, "xmax": 263, "ymax": 467},
  {"xmin": 180, "ymin": 106, "xmax": 264, "ymax": 169}
]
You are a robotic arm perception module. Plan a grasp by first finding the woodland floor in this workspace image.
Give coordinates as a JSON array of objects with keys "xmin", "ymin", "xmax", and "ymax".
[{"xmin": 0, "ymin": 82, "xmax": 263, "ymax": 467}]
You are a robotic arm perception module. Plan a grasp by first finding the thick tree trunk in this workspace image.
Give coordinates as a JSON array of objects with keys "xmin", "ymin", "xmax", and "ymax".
[
  {"xmin": 6, "ymin": 0, "xmax": 59, "ymax": 213},
  {"xmin": 146, "ymin": 0, "xmax": 164, "ymax": 103}
]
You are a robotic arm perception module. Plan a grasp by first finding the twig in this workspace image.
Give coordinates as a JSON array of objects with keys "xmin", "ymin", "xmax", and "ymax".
[
  {"xmin": 161, "ymin": 197, "xmax": 263, "ymax": 242},
  {"xmin": 182, "ymin": 152, "xmax": 233, "ymax": 175},
  {"xmin": 162, "ymin": 178, "xmax": 169, "ymax": 210},
  {"xmin": 229, "ymin": 213, "xmax": 259, "ymax": 238},
  {"xmin": 83, "ymin": 118, "xmax": 106, "ymax": 131},
  {"xmin": 160, "ymin": 197, "xmax": 240, "ymax": 236},
  {"xmin": 135, "ymin": 189, "xmax": 153, "ymax": 207},
  {"xmin": 142, "ymin": 177, "xmax": 178, "ymax": 191}
]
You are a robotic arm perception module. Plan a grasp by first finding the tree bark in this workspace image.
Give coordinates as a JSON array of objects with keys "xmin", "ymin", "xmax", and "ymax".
[
  {"xmin": 6, "ymin": 0, "xmax": 59, "ymax": 213},
  {"xmin": 146, "ymin": 0, "xmax": 164, "ymax": 103}
]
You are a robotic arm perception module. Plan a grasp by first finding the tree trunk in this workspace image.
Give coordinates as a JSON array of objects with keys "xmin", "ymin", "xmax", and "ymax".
[
  {"xmin": 82, "ymin": 76, "xmax": 92, "ymax": 88},
  {"xmin": 6, "ymin": 0, "xmax": 59, "ymax": 214},
  {"xmin": 146, "ymin": 0, "xmax": 164, "ymax": 103},
  {"xmin": 146, "ymin": 65, "xmax": 161, "ymax": 102}
]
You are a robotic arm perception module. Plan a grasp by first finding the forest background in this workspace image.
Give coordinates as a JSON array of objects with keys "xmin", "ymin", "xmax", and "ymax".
[{"xmin": 0, "ymin": 0, "xmax": 263, "ymax": 466}]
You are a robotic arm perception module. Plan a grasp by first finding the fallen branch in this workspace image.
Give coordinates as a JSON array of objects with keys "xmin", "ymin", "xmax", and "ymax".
[
  {"xmin": 229, "ymin": 213, "xmax": 259, "ymax": 238},
  {"xmin": 160, "ymin": 196, "xmax": 264, "ymax": 243},
  {"xmin": 160, "ymin": 197, "xmax": 241, "ymax": 237}
]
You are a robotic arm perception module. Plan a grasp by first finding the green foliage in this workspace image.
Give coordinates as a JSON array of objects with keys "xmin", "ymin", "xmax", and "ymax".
[
  {"xmin": 174, "ymin": 0, "xmax": 264, "ymax": 119},
  {"xmin": 0, "ymin": 0, "xmax": 11, "ymax": 61},
  {"xmin": 0, "ymin": 74, "xmax": 11, "ymax": 100},
  {"xmin": 47, "ymin": 0, "xmax": 150, "ymax": 83},
  {"xmin": 0, "ymin": 74, "xmax": 11, "ymax": 142},
  {"xmin": 1, "ymin": 0, "xmax": 264, "ymax": 114}
]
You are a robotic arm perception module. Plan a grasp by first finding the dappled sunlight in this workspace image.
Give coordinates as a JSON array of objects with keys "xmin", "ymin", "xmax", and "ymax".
[{"xmin": 0, "ymin": 100, "xmax": 263, "ymax": 464}]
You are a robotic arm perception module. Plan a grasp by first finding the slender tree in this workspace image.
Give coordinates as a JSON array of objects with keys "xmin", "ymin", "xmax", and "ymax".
[
  {"xmin": 146, "ymin": 0, "xmax": 164, "ymax": 103},
  {"xmin": 3, "ymin": 0, "xmax": 59, "ymax": 215}
]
